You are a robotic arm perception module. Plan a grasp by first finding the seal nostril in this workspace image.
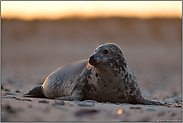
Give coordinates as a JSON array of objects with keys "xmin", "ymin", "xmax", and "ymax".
[
  {"xmin": 89, "ymin": 55, "xmax": 96, "ymax": 65},
  {"xmin": 90, "ymin": 55, "xmax": 95, "ymax": 60}
]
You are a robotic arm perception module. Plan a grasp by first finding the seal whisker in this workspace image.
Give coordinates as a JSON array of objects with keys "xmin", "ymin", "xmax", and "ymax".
[{"xmin": 95, "ymin": 40, "xmax": 99, "ymax": 47}]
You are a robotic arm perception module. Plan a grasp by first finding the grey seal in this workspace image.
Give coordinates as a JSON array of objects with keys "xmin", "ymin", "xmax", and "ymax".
[{"xmin": 23, "ymin": 43, "xmax": 166, "ymax": 106}]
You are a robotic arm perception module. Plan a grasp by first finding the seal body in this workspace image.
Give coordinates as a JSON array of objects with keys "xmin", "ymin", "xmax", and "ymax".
[{"xmin": 23, "ymin": 43, "xmax": 166, "ymax": 106}]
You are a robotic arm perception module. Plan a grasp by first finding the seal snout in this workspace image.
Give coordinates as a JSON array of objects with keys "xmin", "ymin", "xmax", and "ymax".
[{"xmin": 89, "ymin": 54, "xmax": 98, "ymax": 66}]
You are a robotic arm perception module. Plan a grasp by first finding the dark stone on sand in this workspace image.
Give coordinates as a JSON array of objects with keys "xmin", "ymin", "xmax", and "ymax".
[
  {"xmin": 75, "ymin": 109, "xmax": 98, "ymax": 116},
  {"xmin": 39, "ymin": 100, "xmax": 49, "ymax": 103},
  {"xmin": 130, "ymin": 107, "xmax": 141, "ymax": 109},
  {"xmin": 6, "ymin": 91, "xmax": 19, "ymax": 95},
  {"xmin": 23, "ymin": 99, "xmax": 32, "ymax": 102}
]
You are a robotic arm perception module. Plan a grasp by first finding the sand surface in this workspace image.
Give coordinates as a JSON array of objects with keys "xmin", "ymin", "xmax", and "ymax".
[{"xmin": 1, "ymin": 17, "xmax": 182, "ymax": 122}]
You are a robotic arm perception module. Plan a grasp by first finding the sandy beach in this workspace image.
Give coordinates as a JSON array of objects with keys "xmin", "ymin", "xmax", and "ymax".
[{"xmin": 1, "ymin": 17, "xmax": 182, "ymax": 122}]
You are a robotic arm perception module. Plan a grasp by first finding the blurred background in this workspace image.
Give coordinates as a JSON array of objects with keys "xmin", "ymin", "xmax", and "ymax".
[{"xmin": 1, "ymin": 1, "xmax": 182, "ymax": 96}]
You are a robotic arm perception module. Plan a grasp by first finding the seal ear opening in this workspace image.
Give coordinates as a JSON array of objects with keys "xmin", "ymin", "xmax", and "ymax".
[{"xmin": 22, "ymin": 85, "xmax": 46, "ymax": 98}]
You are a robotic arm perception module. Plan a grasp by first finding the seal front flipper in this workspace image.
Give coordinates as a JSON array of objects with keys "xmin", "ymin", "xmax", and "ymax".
[
  {"xmin": 55, "ymin": 86, "xmax": 84, "ymax": 101},
  {"xmin": 22, "ymin": 85, "xmax": 46, "ymax": 98}
]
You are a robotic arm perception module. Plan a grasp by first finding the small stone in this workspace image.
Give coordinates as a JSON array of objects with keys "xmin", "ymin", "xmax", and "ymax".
[
  {"xmin": 170, "ymin": 112, "xmax": 176, "ymax": 117},
  {"xmin": 75, "ymin": 109, "xmax": 98, "ymax": 116},
  {"xmin": 146, "ymin": 106, "xmax": 158, "ymax": 111},
  {"xmin": 4, "ymin": 105, "xmax": 16, "ymax": 113},
  {"xmin": 130, "ymin": 107, "xmax": 141, "ymax": 109},
  {"xmin": 84, "ymin": 100, "xmax": 98, "ymax": 103},
  {"xmin": 174, "ymin": 103, "xmax": 182, "ymax": 108},
  {"xmin": 166, "ymin": 95, "xmax": 182, "ymax": 103},
  {"xmin": 52, "ymin": 100, "xmax": 65, "ymax": 105},
  {"xmin": 1, "ymin": 96, "xmax": 16, "ymax": 99},
  {"xmin": 4, "ymin": 89, "xmax": 10, "ymax": 92},
  {"xmin": 115, "ymin": 102, "xmax": 121, "ymax": 105},
  {"xmin": 15, "ymin": 98, "xmax": 22, "ymax": 100},
  {"xmin": 174, "ymin": 95, "xmax": 182, "ymax": 102},
  {"xmin": 74, "ymin": 100, "xmax": 94, "ymax": 107},
  {"xmin": 6, "ymin": 91, "xmax": 19, "ymax": 95},
  {"xmin": 167, "ymin": 98, "xmax": 174, "ymax": 103},
  {"xmin": 106, "ymin": 102, "xmax": 112, "ymax": 104},
  {"xmin": 52, "ymin": 100, "xmax": 65, "ymax": 109},
  {"xmin": 58, "ymin": 100, "xmax": 65, "ymax": 105},
  {"xmin": 39, "ymin": 100, "xmax": 49, "ymax": 103},
  {"xmin": 23, "ymin": 99, "xmax": 32, "ymax": 102},
  {"xmin": 15, "ymin": 90, "xmax": 20, "ymax": 93}
]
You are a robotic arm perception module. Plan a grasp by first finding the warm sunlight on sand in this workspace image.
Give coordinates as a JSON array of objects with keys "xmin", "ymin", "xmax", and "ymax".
[
  {"xmin": 1, "ymin": 1, "xmax": 182, "ymax": 20},
  {"xmin": 117, "ymin": 109, "xmax": 124, "ymax": 114}
]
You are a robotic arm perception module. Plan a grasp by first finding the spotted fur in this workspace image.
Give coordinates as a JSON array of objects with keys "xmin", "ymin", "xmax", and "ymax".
[{"xmin": 23, "ymin": 43, "xmax": 166, "ymax": 106}]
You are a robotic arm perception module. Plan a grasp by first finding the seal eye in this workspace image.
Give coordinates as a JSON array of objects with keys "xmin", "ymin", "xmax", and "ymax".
[{"xmin": 103, "ymin": 49, "xmax": 109, "ymax": 54}]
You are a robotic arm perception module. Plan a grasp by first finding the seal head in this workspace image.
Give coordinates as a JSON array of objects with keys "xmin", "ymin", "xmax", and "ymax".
[{"xmin": 89, "ymin": 43, "xmax": 127, "ymax": 76}]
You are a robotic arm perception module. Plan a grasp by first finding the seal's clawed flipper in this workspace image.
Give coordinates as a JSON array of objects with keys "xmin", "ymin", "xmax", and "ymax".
[
  {"xmin": 55, "ymin": 96, "xmax": 80, "ymax": 101},
  {"xmin": 22, "ymin": 85, "xmax": 46, "ymax": 98},
  {"xmin": 140, "ymin": 98, "xmax": 167, "ymax": 106},
  {"xmin": 132, "ymin": 95, "xmax": 167, "ymax": 106},
  {"xmin": 55, "ymin": 88, "xmax": 84, "ymax": 101}
]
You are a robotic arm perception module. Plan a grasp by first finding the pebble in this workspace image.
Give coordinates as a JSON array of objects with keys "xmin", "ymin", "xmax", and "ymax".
[
  {"xmin": 174, "ymin": 103, "xmax": 182, "ymax": 108},
  {"xmin": 167, "ymin": 95, "xmax": 182, "ymax": 103},
  {"xmin": 52, "ymin": 104, "xmax": 63, "ymax": 109},
  {"xmin": 52, "ymin": 101, "xmax": 65, "ymax": 109},
  {"xmin": 106, "ymin": 102, "xmax": 112, "ymax": 104},
  {"xmin": 4, "ymin": 89, "xmax": 10, "ymax": 92},
  {"xmin": 115, "ymin": 102, "xmax": 121, "ymax": 105},
  {"xmin": 1, "ymin": 96, "xmax": 17, "ymax": 99},
  {"xmin": 15, "ymin": 98, "xmax": 22, "ymax": 101},
  {"xmin": 84, "ymin": 100, "xmax": 98, "ymax": 103},
  {"xmin": 51, "ymin": 100, "xmax": 65, "ymax": 105},
  {"xmin": 75, "ymin": 109, "xmax": 98, "ymax": 116},
  {"xmin": 6, "ymin": 91, "xmax": 19, "ymax": 95},
  {"xmin": 170, "ymin": 112, "xmax": 176, "ymax": 117},
  {"xmin": 1, "ymin": 96, "xmax": 23, "ymax": 101},
  {"xmin": 173, "ymin": 95, "xmax": 182, "ymax": 102},
  {"xmin": 3, "ymin": 105, "xmax": 16, "ymax": 113},
  {"xmin": 39, "ymin": 100, "xmax": 49, "ymax": 104},
  {"xmin": 74, "ymin": 100, "xmax": 94, "ymax": 107},
  {"xmin": 15, "ymin": 90, "xmax": 20, "ymax": 93},
  {"xmin": 167, "ymin": 98, "xmax": 174, "ymax": 103},
  {"xmin": 22, "ymin": 99, "xmax": 32, "ymax": 102},
  {"xmin": 146, "ymin": 106, "xmax": 158, "ymax": 111},
  {"xmin": 130, "ymin": 107, "xmax": 141, "ymax": 109}
]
